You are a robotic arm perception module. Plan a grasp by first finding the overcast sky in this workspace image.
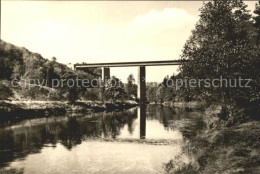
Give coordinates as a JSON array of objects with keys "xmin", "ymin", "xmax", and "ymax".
[{"xmin": 2, "ymin": 1, "xmax": 258, "ymax": 82}]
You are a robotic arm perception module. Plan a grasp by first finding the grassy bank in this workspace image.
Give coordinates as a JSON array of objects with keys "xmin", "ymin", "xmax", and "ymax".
[{"xmin": 164, "ymin": 106, "xmax": 260, "ymax": 174}]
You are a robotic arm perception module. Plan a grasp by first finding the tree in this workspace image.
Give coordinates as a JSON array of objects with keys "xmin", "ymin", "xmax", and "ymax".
[
  {"xmin": 67, "ymin": 87, "xmax": 78, "ymax": 104},
  {"xmin": 44, "ymin": 59, "xmax": 56, "ymax": 87},
  {"xmin": 0, "ymin": 57, "xmax": 13, "ymax": 79},
  {"xmin": 105, "ymin": 76, "xmax": 126, "ymax": 103},
  {"xmin": 0, "ymin": 41, "xmax": 24, "ymax": 80},
  {"xmin": 146, "ymin": 86, "xmax": 157, "ymax": 102},
  {"xmin": 250, "ymin": 1, "xmax": 260, "ymax": 119},
  {"xmin": 11, "ymin": 61, "xmax": 24, "ymax": 79},
  {"xmin": 125, "ymin": 74, "xmax": 137, "ymax": 99},
  {"xmin": 61, "ymin": 72, "xmax": 79, "ymax": 104},
  {"xmin": 164, "ymin": 87, "xmax": 176, "ymax": 102},
  {"xmin": 84, "ymin": 88, "xmax": 99, "ymax": 102},
  {"xmin": 180, "ymin": 0, "xmax": 257, "ymax": 118},
  {"xmin": 156, "ymin": 86, "xmax": 166, "ymax": 104},
  {"xmin": 0, "ymin": 81, "xmax": 13, "ymax": 100},
  {"xmin": 52, "ymin": 56, "xmax": 57, "ymax": 62},
  {"xmin": 253, "ymin": 1, "xmax": 260, "ymax": 42}
]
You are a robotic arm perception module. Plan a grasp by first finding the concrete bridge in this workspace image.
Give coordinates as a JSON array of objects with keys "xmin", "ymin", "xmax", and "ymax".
[{"xmin": 74, "ymin": 60, "xmax": 184, "ymax": 102}]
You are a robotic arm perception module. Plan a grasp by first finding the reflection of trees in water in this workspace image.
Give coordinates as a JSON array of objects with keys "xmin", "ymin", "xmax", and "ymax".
[
  {"xmin": 0, "ymin": 105, "xmax": 206, "ymax": 172},
  {"xmin": 0, "ymin": 124, "xmax": 58, "ymax": 168},
  {"xmin": 0, "ymin": 129, "xmax": 15, "ymax": 168},
  {"xmin": 146, "ymin": 105, "xmax": 176, "ymax": 129},
  {"xmin": 59, "ymin": 117, "xmax": 82, "ymax": 150},
  {"xmin": 127, "ymin": 111, "xmax": 136, "ymax": 134},
  {"xmin": 110, "ymin": 115, "xmax": 121, "ymax": 139},
  {"xmin": 101, "ymin": 110, "xmax": 137, "ymax": 139},
  {"xmin": 0, "ymin": 110, "xmax": 138, "ymax": 167},
  {"xmin": 0, "ymin": 106, "xmax": 198, "ymax": 170},
  {"xmin": 145, "ymin": 105, "xmax": 196, "ymax": 131}
]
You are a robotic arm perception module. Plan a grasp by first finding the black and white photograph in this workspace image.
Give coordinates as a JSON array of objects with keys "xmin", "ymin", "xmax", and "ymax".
[{"xmin": 0, "ymin": 0, "xmax": 259, "ymax": 173}]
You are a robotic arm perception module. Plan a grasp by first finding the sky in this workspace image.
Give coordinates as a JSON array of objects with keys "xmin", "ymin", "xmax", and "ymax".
[{"xmin": 1, "ymin": 1, "xmax": 258, "ymax": 82}]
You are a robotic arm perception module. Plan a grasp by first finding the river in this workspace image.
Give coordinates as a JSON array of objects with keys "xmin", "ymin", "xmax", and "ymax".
[{"xmin": 0, "ymin": 105, "xmax": 197, "ymax": 174}]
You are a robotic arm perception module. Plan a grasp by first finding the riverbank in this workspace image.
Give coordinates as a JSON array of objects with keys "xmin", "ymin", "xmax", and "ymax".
[
  {"xmin": 165, "ymin": 106, "xmax": 260, "ymax": 174},
  {"xmin": 162, "ymin": 101, "xmax": 205, "ymax": 108},
  {"xmin": 0, "ymin": 100, "xmax": 138, "ymax": 122},
  {"xmin": 149, "ymin": 101, "xmax": 206, "ymax": 109}
]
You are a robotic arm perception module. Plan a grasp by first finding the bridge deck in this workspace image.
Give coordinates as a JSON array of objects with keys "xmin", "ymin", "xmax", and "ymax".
[{"xmin": 74, "ymin": 60, "xmax": 184, "ymax": 68}]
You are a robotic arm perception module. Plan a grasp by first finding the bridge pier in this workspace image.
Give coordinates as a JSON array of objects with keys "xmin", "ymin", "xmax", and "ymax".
[
  {"xmin": 138, "ymin": 66, "xmax": 146, "ymax": 103},
  {"xmin": 100, "ymin": 67, "xmax": 110, "ymax": 101},
  {"xmin": 102, "ymin": 67, "xmax": 110, "ymax": 85}
]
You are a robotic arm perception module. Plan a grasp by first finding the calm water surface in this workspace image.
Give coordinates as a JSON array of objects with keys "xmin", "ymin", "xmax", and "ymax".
[{"xmin": 0, "ymin": 105, "xmax": 195, "ymax": 174}]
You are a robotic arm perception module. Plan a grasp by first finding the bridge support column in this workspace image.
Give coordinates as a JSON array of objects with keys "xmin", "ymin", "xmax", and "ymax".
[
  {"xmin": 138, "ymin": 66, "xmax": 146, "ymax": 103},
  {"xmin": 102, "ymin": 67, "xmax": 110, "ymax": 84},
  {"xmin": 101, "ymin": 67, "xmax": 110, "ymax": 102}
]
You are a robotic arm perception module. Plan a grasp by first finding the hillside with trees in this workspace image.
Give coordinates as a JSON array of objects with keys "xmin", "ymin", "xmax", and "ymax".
[{"xmin": 0, "ymin": 39, "xmax": 99, "ymax": 103}]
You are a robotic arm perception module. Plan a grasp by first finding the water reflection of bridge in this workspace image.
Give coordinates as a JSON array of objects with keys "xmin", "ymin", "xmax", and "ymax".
[
  {"xmin": 74, "ymin": 60, "xmax": 184, "ymax": 102},
  {"xmin": 139, "ymin": 105, "xmax": 146, "ymax": 139}
]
